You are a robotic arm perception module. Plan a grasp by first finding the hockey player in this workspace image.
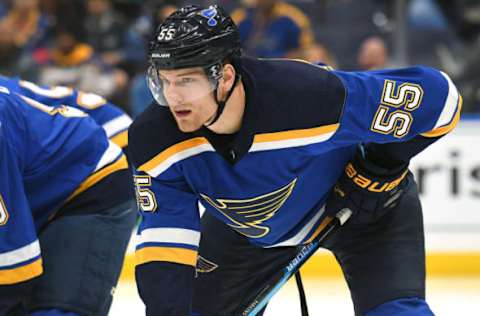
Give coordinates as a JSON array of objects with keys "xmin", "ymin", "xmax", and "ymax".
[
  {"xmin": 0, "ymin": 75, "xmax": 132, "ymax": 150},
  {"xmin": 0, "ymin": 82, "xmax": 136, "ymax": 314},
  {"xmin": 129, "ymin": 5, "xmax": 462, "ymax": 316}
]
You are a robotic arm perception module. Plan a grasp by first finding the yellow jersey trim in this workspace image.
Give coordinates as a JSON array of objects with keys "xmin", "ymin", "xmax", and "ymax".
[
  {"xmin": 139, "ymin": 124, "xmax": 339, "ymax": 176},
  {"xmin": 253, "ymin": 123, "xmax": 339, "ymax": 143},
  {"xmin": 0, "ymin": 258, "xmax": 43, "ymax": 285},
  {"xmin": 111, "ymin": 131, "xmax": 128, "ymax": 149},
  {"xmin": 135, "ymin": 247, "xmax": 197, "ymax": 267},
  {"xmin": 138, "ymin": 137, "xmax": 209, "ymax": 173},
  {"xmin": 67, "ymin": 155, "xmax": 128, "ymax": 202},
  {"xmin": 422, "ymin": 95, "xmax": 462, "ymax": 138}
]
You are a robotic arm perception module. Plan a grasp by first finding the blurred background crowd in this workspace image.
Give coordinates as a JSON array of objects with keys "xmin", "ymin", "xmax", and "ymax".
[{"xmin": 1, "ymin": 0, "xmax": 479, "ymax": 117}]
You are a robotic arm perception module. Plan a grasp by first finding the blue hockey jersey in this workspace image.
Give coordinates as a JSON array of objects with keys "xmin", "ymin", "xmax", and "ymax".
[
  {"xmin": 0, "ymin": 85, "xmax": 128, "ymax": 285},
  {"xmin": 0, "ymin": 76, "xmax": 132, "ymax": 149},
  {"xmin": 129, "ymin": 57, "xmax": 461, "ymax": 268}
]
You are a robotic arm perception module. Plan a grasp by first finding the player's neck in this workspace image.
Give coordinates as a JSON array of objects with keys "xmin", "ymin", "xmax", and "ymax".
[{"xmin": 206, "ymin": 80, "xmax": 245, "ymax": 135}]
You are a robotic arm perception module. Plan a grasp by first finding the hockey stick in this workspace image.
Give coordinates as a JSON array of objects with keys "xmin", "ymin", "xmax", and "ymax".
[{"xmin": 239, "ymin": 208, "xmax": 353, "ymax": 316}]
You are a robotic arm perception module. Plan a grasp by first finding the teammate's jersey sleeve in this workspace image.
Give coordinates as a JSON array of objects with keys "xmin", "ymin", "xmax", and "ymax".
[
  {"xmin": 331, "ymin": 66, "xmax": 461, "ymax": 145},
  {"xmin": 12, "ymin": 79, "xmax": 132, "ymax": 149},
  {"xmin": 0, "ymin": 106, "xmax": 42, "ymax": 285}
]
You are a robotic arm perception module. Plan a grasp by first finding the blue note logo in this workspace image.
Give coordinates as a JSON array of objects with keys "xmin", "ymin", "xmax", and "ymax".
[
  {"xmin": 200, "ymin": 7, "xmax": 218, "ymax": 26},
  {"xmin": 196, "ymin": 255, "xmax": 219, "ymax": 275},
  {"xmin": 200, "ymin": 179, "xmax": 297, "ymax": 238}
]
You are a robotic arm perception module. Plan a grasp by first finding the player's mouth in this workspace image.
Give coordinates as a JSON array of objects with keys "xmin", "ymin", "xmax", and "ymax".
[{"xmin": 174, "ymin": 109, "xmax": 192, "ymax": 118}]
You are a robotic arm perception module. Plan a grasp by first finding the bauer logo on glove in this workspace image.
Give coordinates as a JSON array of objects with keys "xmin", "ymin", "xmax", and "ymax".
[{"xmin": 326, "ymin": 150, "xmax": 410, "ymax": 224}]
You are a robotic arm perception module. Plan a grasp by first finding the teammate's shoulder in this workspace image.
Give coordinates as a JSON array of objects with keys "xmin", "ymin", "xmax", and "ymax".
[
  {"xmin": 0, "ymin": 75, "xmax": 19, "ymax": 92},
  {"xmin": 0, "ymin": 92, "xmax": 8, "ymax": 117},
  {"xmin": 0, "ymin": 87, "xmax": 20, "ymax": 114},
  {"xmin": 128, "ymin": 103, "xmax": 194, "ymax": 167},
  {"xmin": 0, "ymin": 91, "xmax": 28, "ymax": 138}
]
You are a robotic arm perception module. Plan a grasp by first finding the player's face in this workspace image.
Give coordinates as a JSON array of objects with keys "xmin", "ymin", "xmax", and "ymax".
[{"xmin": 158, "ymin": 67, "xmax": 217, "ymax": 132}]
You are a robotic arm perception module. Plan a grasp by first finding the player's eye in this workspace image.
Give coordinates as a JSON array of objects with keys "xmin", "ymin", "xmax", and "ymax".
[{"xmin": 180, "ymin": 77, "xmax": 195, "ymax": 85}]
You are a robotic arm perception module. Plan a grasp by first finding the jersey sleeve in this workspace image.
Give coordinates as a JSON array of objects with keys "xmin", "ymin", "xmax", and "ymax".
[
  {"xmin": 67, "ymin": 91, "xmax": 132, "ymax": 149},
  {"xmin": 17, "ymin": 80, "xmax": 132, "ymax": 149},
  {"xmin": 0, "ymin": 120, "xmax": 42, "ymax": 285},
  {"xmin": 133, "ymin": 166, "xmax": 200, "ymax": 269},
  {"xmin": 132, "ymin": 164, "xmax": 199, "ymax": 315},
  {"xmin": 331, "ymin": 66, "xmax": 461, "ymax": 145},
  {"xmin": 128, "ymin": 105, "xmax": 200, "ymax": 314}
]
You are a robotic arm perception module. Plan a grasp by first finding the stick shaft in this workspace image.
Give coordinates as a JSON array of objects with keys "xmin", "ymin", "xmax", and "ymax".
[{"xmin": 240, "ymin": 208, "xmax": 352, "ymax": 316}]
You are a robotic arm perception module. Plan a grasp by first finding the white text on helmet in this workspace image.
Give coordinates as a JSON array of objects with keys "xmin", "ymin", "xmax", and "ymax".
[{"xmin": 152, "ymin": 53, "xmax": 171, "ymax": 58}]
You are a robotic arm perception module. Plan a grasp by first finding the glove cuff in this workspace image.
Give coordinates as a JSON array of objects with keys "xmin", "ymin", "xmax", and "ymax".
[{"xmin": 346, "ymin": 153, "xmax": 409, "ymax": 193}]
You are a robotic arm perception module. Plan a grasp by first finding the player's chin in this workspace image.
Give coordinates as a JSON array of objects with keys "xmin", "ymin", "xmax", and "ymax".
[{"xmin": 176, "ymin": 120, "xmax": 203, "ymax": 133}]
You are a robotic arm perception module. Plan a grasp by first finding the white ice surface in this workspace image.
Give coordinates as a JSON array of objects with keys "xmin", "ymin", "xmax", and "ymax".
[{"xmin": 109, "ymin": 277, "xmax": 480, "ymax": 315}]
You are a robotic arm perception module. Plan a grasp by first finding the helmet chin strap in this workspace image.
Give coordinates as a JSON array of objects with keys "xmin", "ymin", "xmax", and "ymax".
[{"xmin": 205, "ymin": 74, "xmax": 240, "ymax": 127}]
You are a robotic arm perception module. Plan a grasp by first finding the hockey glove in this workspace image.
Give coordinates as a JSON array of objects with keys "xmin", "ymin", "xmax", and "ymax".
[{"xmin": 326, "ymin": 150, "xmax": 410, "ymax": 225}]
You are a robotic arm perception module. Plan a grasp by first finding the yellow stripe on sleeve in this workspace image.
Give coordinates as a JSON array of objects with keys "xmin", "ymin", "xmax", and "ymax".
[
  {"xmin": 135, "ymin": 247, "xmax": 197, "ymax": 267},
  {"xmin": 139, "ymin": 137, "xmax": 209, "ymax": 173},
  {"xmin": 422, "ymin": 95, "xmax": 462, "ymax": 138},
  {"xmin": 0, "ymin": 258, "xmax": 43, "ymax": 285},
  {"xmin": 67, "ymin": 155, "xmax": 128, "ymax": 202},
  {"xmin": 111, "ymin": 130, "xmax": 128, "ymax": 148},
  {"xmin": 253, "ymin": 123, "xmax": 339, "ymax": 143}
]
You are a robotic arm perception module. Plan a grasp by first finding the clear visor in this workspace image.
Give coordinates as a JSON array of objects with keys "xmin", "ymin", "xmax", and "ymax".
[{"xmin": 147, "ymin": 65, "xmax": 219, "ymax": 107}]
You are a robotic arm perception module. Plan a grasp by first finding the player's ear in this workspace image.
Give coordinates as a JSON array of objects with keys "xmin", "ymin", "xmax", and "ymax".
[{"xmin": 220, "ymin": 64, "xmax": 236, "ymax": 94}]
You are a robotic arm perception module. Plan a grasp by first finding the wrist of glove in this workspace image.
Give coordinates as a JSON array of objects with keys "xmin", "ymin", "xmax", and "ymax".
[{"xmin": 326, "ymin": 151, "xmax": 410, "ymax": 224}]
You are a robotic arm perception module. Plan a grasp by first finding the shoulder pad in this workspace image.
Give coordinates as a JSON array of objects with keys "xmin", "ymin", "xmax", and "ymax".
[{"xmin": 241, "ymin": 57, "xmax": 345, "ymax": 133}]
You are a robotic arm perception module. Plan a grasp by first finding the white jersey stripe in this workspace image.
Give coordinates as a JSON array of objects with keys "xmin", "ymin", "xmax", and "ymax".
[
  {"xmin": 434, "ymin": 72, "xmax": 460, "ymax": 129},
  {"xmin": 137, "ymin": 227, "xmax": 201, "ymax": 248},
  {"xmin": 94, "ymin": 141, "xmax": 122, "ymax": 172},
  {"xmin": 250, "ymin": 131, "xmax": 336, "ymax": 152},
  {"xmin": 145, "ymin": 132, "xmax": 336, "ymax": 177},
  {"xmin": 147, "ymin": 143, "xmax": 215, "ymax": 177},
  {"xmin": 0, "ymin": 240, "xmax": 41, "ymax": 267},
  {"xmin": 102, "ymin": 114, "xmax": 132, "ymax": 138},
  {"xmin": 266, "ymin": 205, "xmax": 326, "ymax": 248}
]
